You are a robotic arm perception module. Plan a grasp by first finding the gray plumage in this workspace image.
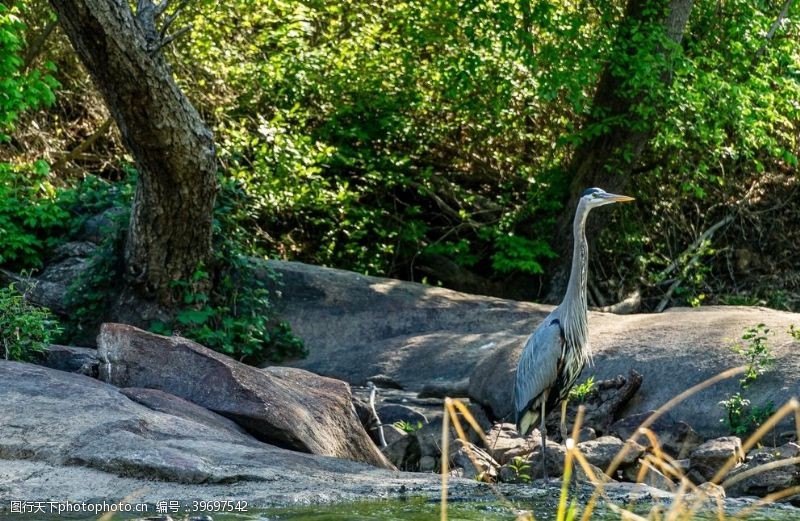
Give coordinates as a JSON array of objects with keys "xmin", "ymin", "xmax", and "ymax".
[{"xmin": 512, "ymin": 187, "xmax": 633, "ymax": 477}]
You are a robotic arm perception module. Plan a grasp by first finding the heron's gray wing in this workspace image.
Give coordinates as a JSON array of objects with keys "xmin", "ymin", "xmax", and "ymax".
[{"xmin": 513, "ymin": 318, "xmax": 565, "ymax": 428}]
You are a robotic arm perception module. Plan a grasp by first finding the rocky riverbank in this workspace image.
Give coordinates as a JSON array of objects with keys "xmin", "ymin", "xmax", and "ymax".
[{"xmin": 2, "ymin": 253, "xmax": 800, "ymax": 515}]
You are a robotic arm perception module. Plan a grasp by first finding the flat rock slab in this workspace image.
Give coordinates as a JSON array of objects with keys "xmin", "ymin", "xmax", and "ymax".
[
  {"xmin": 267, "ymin": 261, "xmax": 800, "ymax": 436},
  {"xmin": 267, "ymin": 260, "xmax": 548, "ymax": 388},
  {"xmin": 0, "ymin": 360, "xmax": 479, "ymax": 505},
  {"xmin": 98, "ymin": 323, "xmax": 392, "ymax": 469}
]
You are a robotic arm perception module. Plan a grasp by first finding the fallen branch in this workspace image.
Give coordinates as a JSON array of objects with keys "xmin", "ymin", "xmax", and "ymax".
[
  {"xmin": 50, "ymin": 118, "xmax": 113, "ymax": 172},
  {"xmin": 655, "ymin": 214, "xmax": 734, "ymax": 312}
]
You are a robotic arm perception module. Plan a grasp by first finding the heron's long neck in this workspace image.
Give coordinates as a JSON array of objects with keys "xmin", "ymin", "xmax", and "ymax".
[{"xmin": 561, "ymin": 205, "xmax": 590, "ymax": 363}]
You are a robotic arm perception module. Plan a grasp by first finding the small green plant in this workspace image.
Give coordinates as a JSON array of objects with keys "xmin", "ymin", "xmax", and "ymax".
[
  {"xmin": 733, "ymin": 324, "xmax": 774, "ymax": 387},
  {"xmin": 568, "ymin": 376, "xmax": 595, "ymax": 403},
  {"xmin": 720, "ymin": 324, "xmax": 776, "ymax": 435},
  {"xmin": 508, "ymin": 456, "xmax": 531, "ymax": 483},
  {"xmin": 393, "ymin": 420, "xmax": 423, "ymax": 433},
  {"xmin": 0, "ymin": 283, "xmax": 61, "ymax": 361},
  {"xmin": 789, "ymin": 325, "xmax": 800, "ymax": 341}
]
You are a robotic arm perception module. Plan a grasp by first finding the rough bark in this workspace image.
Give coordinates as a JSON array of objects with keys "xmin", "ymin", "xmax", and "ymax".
[
  {"xmin": 49, "ymin": 0, "xmax": 216, "ymax": 305},
  {"xmin": 546, "ymin": 0, "xmax": 694, "ymax": 301}
]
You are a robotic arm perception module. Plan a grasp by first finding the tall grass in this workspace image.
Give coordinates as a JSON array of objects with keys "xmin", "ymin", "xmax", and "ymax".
[{"xmin": 440, "ymin": 366, "xmax": 800, "ymax": 520}]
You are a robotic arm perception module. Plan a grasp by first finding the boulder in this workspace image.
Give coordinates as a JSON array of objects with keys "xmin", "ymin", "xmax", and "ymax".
[
  {"xmin": 609, "ymin": 411, "xmax": 704, "ymax": 459},
  {"xmin": 0, "ymin": 361, "xmax": 482, "ymax": 505},
  {"xmin": 450, "ymin": 439, "xmax": 499, "ymax": 482},
  {"xmin": 37, "ymin": 344, "xmax": 98, "ymax": 376},
  {"xmin": 724, "ymin": 443, "xmax": 800, "ymax": 497},
  {"xmin": 267, "ymin": 259, "xmax": 545, "ymax": 391},
  {"xmin": 97, "ymin": 323, "xmax": 392, "ymax": 469},
  {"xmin": 520, "ymin": 442, "xmax": 609, "ymax": 483},
  {"xmin": 120, "ymin": 387, "xmax": 250, "ymax": 436},
  {"xmin": 689, "ymin": 437, "xmax": 744, "ymax": 482},
  {"xmin": 577, "ymin": 436, "xmax": 645, "ymax": 471},
  {"xmin": 485, "ymin": 423, "xmax": 531, "ymax": 464},
  {"xmin": 466, "ymin": 307, "xmax": 800, "ymax": 437}
]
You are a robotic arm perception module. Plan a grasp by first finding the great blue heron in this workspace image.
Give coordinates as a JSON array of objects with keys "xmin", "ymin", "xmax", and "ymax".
[{"xmin": 513, "ymin": 187, "xmax": 634, "ymax": 479}]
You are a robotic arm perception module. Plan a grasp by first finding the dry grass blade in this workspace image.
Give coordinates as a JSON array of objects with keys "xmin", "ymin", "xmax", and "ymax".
[
  {"xmin": 450, "ymin": 399, "xmax": 490, "ymax": 447},
  {"xmin": 606, "ymin": 366, "xmax": 746, "ymax": 478},
  {"xmin": 440, "ymin": 398, "xmax": 451, "ymax": 521},
  {"xmin": 721, "ymin": 456, "xmax": 800, "ymax": 489}
]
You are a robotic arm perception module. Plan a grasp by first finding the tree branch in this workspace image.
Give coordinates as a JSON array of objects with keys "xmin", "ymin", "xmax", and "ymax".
[
  {"xmin": 754, "ymin": 0, "xmax": 794, "ymax": 60},
  {"xmin": 23, "ymin": 18, "xmax": 58, "ymax": 71},
  {"xmin": 50, "ymin": 117, "xmax": 113, "ymax": 172}
]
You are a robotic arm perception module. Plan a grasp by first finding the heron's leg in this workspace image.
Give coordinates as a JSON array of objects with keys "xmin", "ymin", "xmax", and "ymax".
[
  {"xmin": 560, "ymin": 399, "xmax": 569, "ymax": 442},
  {"xmin": 540, "ymin": 400, "xmax": 548, "ymax": 481}
]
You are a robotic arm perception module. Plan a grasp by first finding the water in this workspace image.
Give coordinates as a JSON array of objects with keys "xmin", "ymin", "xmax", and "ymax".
[{"xmin": 2, "ymin": 497, "xmax": 799, "ymax": 520}]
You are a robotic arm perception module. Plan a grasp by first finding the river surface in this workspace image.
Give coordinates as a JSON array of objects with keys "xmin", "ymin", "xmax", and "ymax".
[{"xmin": 2, "ymin": 497, "xmax": 799, "ymax": 520}]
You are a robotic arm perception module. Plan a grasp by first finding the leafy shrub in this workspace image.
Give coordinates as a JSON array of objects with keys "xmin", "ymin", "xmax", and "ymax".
[
  {"xmin": 0, "ymin": 283, "xmax": 60, "ymax": 361},
  {"xmin": 0, "ymin": 161, "xmax": 69, "ymax": 270},
  {"xmin": 146, "ymin": 178, "xmax": 306, "ymax": 364},
  {"xmin": 0, "ymin": 2, "xmax": 57, "ymax": 141}
]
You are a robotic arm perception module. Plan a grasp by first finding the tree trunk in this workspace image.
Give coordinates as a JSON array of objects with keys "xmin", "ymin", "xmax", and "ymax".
[
  {"xmin": 49, "ymin": 0, "xmax": 217, "ymax": 305},
  {"xmin": 546, "ymin": 0, "xmax": 693, "ymax": 302}
]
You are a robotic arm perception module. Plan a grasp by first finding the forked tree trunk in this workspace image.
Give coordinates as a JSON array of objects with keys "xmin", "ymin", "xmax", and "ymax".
[
  {"xmin": 50, "ymin": 0, "xmax": 216, "ymax": 305},
  {"xmin": 546, "ymin": 0, "xmax": 693, "ymax": 301}
]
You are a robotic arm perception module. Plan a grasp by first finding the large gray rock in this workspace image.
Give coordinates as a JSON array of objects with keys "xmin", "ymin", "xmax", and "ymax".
[
  {"xmin": 97, "ymin": 323, "xmax": 392, "ymax": 469},
  {"xmin": 724, "ymin": 443, "xmax": 800, "ymax": 498},
  {"xmin": 609, "ymin": 411, "xmax": 704, "ymax": 459},
  {"xmin": 267, "ymin": 260, "xmax": 547, "ymax": 388},
  {"xmin": 690, "ymin": 436, "xmax": 745, "ymax": 482},
  {"xmin": 0, "ymin": 361, "xmax": 482, "ymax": 505},
  {"xmin": 120, "ymin": 387, "xmax": 250, "ymax": 436},
  {"xmin": 37, "ymin": 344, "xmax": 98, "ymax": 376},
  {"xmin": 577, "ymin": 436, "xmax": 644, "ymax": 471},
  {"xmin": 264, "ymin": 261, "xmax": 800, "ymax": 437},
  {"xmin": 468, "ymin": 307, "xmax": 800, "ymax": 436}
]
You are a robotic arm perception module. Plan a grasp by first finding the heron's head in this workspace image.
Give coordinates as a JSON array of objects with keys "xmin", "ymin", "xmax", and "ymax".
[{"xmin": 580, "ymin": 187, "xmax": 635, "ymax": 208}]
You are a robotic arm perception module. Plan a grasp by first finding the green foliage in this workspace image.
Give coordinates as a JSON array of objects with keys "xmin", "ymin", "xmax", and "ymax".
[
  {"xmin": 0, "ymin": 3, "xmax": 63, "ymax": 272},
  {"xmin": 0, "ymin": 161, "xmax": 69, "ymax": 269},
  {"xmin": 0, "ymin": 283, "xmax": 60, "ymax": 361},
  {"xmin": 732, "ymin": 324, "xmax": 774, "ymax": 387},
  {"xmin": 568, "ymin": 376, "xmax": 596, "ymax": 403},
  {"xmin": 393, "ymin": 420, "xmax": 423, "ymax": 434},
  {"xmin": 789, "ymin": 325, "xmax": 800, "ymax": 342},
  {"xmin": 59, "ymin": 175, "xmax": 134, "ymax": 342},
  {"xmin": 0, "ymin": 2, "xmax": 58, "ymax": 141},
  {"xmin": 508, "ymin": 456, "xmax": 531, "ymax": 483},
  {"xmin": 148, "ymin": 179, "xmax": 305, "ymax": 365},
  {"xmin": 9, "ymin": 0, "xmax": 800, "ymax": 313},
  {"xmin": 720, "ymin": 324, "xmax": 776, "ymax": 435}
]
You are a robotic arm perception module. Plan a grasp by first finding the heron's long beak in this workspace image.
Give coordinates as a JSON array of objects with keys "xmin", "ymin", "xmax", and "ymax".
[{"xmin": 604, "ymin": 193, "xmax": 635, "ymax": 203}]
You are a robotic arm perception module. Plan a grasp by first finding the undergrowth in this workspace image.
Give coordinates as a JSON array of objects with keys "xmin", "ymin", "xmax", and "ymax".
[
  {"xmin": 0, "ymin": 282, "xmax": 60, "ymax": 361},
  {"xmin": 59, "ymin": 174, "xmax": 304, "ymax": 364}
]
